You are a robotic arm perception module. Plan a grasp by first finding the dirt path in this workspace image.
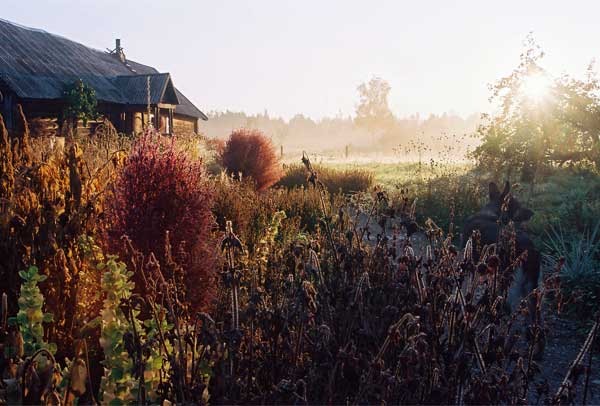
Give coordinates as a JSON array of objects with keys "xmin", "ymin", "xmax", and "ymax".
[{"xmin": 532, "ymin": 311, "xmax": 600, "ymax": 404}]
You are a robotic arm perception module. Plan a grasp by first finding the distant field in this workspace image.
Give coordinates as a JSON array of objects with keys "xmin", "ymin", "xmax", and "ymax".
[{"xmin": 317, "ymin": 160, "xmax": 473, "ymax": 188}]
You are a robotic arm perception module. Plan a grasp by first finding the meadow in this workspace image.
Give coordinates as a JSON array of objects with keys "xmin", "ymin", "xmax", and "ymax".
[{"xmin": 306, "ymin": 160, "xmax": 472, "ymax": 188}]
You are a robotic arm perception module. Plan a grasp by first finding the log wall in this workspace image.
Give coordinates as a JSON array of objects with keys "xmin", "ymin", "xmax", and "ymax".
[{"xmin": 173, "ymin": 115, "xmax": 197, "ymax": 135}]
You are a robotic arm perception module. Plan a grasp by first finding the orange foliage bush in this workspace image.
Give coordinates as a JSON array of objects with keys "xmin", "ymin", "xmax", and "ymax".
[{"xmin": 219, "ymin": 128, "xmax": 283, "ymax": 191}]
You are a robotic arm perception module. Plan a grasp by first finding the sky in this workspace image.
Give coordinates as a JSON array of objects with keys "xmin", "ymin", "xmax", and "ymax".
[{"xmin": 3, "ymin": 0, "xmax": 600, "ymax": 120}]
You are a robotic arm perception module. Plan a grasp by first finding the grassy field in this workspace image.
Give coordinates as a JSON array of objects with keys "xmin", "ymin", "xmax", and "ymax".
[
  {"xmin": 311, "ymin": 159, "xmax": 600, "ymax": 250},
  {"xmin": 311, "ymin": 160, "xmax": 472, "ymax": 188}
]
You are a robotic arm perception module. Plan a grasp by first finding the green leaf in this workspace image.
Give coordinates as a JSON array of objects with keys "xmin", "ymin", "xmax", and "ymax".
[
  {"xmin": 47, "ymin": 342, "xmax": 57, "ymax": 354},
  {"xmin": 24, "ymin": 342, "xmax": 35, "ymax": 354},
  {"xmin": 152, "ymin": 356, "xmax": 163, "ymax": 370},
  {"xmin": 16, "ymin": 313, "xmax": 27, "ymax": 325},
  {"xmin": 110, "ymin": 368, "xmax": 124, "ymax": 381}
]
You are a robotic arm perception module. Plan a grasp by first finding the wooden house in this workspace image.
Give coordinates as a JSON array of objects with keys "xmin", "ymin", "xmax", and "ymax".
[{"xmin": 0, "ymin": 18, "xmax": 208, "ymax": 135}]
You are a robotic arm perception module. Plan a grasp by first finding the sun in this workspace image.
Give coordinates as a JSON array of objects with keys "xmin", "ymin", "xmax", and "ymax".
[{"xmin": 520, "ymin": 73, "xmax": 551, "ymax": 102}]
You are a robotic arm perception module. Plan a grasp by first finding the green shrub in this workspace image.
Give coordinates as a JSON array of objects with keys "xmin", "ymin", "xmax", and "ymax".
[
  {"xmin": 544, "ymin": 221, "xmax": 600, "ymax": 321},
  {"xmin": 527, "ymin": 169, "xmax": 600, "ymax": 239}
]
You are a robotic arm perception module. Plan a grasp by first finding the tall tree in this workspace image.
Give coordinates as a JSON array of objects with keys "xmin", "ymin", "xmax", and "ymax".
[
  {"xmin": 355, "ymin": 77, "xmax": 395, "ymax": 138},
  {"xmin": 473, "ymin": 35, "xmax": 557, "ymax": 182}
]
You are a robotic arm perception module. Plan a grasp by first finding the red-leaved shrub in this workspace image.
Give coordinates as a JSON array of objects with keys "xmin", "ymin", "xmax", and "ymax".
[
  {"xmin": 219, "ymin": 128, "xmax": 283, "ymax": 191},
  {"xmin": 104, "ymin": 131, "xmax": 216, "ymax": 310}
]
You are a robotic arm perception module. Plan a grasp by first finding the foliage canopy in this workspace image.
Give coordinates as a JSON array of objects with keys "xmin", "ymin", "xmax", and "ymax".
[{"xmin": 473, "ymin": 35, "xmax": 600, "ymax": 181}]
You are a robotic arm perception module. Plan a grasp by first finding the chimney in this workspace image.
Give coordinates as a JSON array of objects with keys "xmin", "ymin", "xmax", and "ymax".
[{"xmin": 115, "ymin": 38, "xmax": 126, "ymax": 63}]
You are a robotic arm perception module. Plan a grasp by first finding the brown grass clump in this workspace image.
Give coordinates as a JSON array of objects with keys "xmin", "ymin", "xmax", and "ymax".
[
  {"xmin": 278, "ymin": 163, "xmax": 374, "ymax": 195},
  {"xmin": 219, "ymin": 128, "xmax": 283, "ymax": 191}
]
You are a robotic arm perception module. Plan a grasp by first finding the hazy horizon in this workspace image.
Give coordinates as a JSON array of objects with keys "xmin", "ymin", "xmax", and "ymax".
[{"xmin": 4, "ymin": 0, "xmax": 600, "ymax": 121}]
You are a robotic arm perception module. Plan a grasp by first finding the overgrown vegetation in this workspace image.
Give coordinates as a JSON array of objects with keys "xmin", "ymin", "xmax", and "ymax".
[
  {"xmin": 544, "ymin": 222, "xmax": 600, "ymax": 321},
  {"xmin": 0, "ymin": 107, "xmax": 112, "ymax": 358},
  {"xmin": 2, "ymin": 36, "xmax": 600, "ymax": 404},
  {"xmin": 0, "ymin": 107, "xmax": 597, "ymax": 403},
  {"xmin": 469, "ymin": 37, "xmax": 600, "ymax": 327},
  {"xmin": 473, "ymin": 35, "xmax": 600, "ymax": 184}
]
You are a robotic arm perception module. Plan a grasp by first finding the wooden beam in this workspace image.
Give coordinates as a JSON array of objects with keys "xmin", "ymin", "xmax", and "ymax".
[{"xmin": 1, "ymin": 93, "xmax": 13, "ymax": 130}]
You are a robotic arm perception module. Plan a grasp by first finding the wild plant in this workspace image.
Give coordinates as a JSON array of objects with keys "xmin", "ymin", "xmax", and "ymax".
[
  {"xmin": 97, "ymin": 257, "xmax": 136, "ymax": 404},
  {"xmin": 0, "ymin": 109, "xmax": 121, "ymax": 356},
  {"xmin": 1, "ymin": 267, "xmax": 95, "ymax": 405},
  {"xmin": 185, "ymin": 154, "xmax": 598, "ymax": 404},
  {"xmin": 103, "ymin": 129, "xmax": 216, "ymax": 312},
  {"xmin": 114, "ymin": 236, "xmax": 212, "ymax": 405},
  {"xmin": 10, "ymin": 266, "xmax": 55, "ymax": 356},
  {"xmin": 219, "ymin": 128, "xmax": 283, "ymax": 191},
  {"xmin": 544, "ymin": 221, "xmax": 600, "ymax": 277},
  {"xmin": 544, "ymin": 221, "xmax": 600, "ymax": 319},
  {"xmin": 2, "ymin": 122, "xmax": 600, "ymax": 405},
  {"xmin": 277, "ymin": 163, "xmax": 374, "ymax": 194}
]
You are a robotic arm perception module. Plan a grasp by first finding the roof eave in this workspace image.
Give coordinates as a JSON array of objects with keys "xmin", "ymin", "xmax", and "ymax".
[{"xmin": 174, "ymin": 110, "xmax": 209, "ymax": 121}]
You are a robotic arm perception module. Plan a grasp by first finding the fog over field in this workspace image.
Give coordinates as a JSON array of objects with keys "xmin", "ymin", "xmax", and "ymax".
[{"xmin": 202, "ymin": 108, "xmax": 481, "ymax": 159}]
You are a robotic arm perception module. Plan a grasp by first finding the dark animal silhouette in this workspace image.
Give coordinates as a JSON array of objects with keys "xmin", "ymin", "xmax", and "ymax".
[{"xmin": 463, "ymin": 181, "xmax": 541, "ymax": 311}]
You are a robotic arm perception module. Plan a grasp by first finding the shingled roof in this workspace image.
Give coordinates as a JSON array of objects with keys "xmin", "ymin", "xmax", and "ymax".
[
  {"xmin": 115, "ymin": 73, "xmax": 179, "ymax": 105},
  {"xmin": 0, "ymin": 18, "xmax": 207, "ymax": 120}
]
